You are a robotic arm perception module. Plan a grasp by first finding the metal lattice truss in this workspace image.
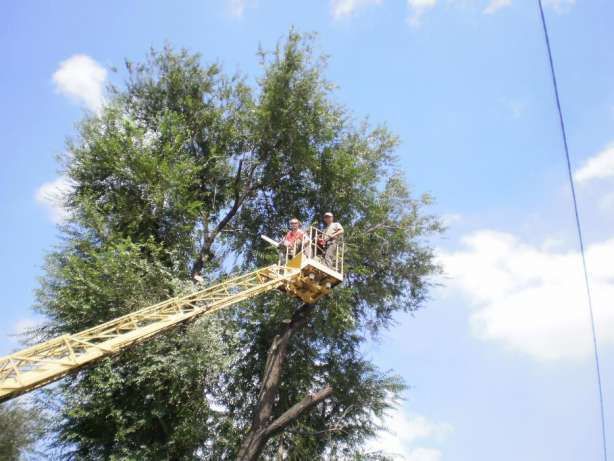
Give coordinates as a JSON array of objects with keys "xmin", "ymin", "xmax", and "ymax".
[{"xmin": 0, "ymin": 264, "xmax": 297, "ymax": 403}]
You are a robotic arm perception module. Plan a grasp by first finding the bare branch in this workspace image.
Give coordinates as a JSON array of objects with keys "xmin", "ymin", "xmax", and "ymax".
[
  {"xmin": 265, "ymin": 385, "xmax": 334, "ymax": 437},
  {"xmin": 191, "ymin": 159, "xmax": 259, "ymax": 279}
]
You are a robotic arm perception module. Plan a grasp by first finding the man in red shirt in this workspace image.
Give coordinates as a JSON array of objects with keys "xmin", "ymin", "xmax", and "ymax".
[{"xmin": 279, "ymin": 218, "xmax": 306, "ymax": 261}]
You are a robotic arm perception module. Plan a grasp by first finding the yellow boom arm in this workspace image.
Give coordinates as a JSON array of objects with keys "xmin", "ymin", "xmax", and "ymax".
[
  {"xmin": 0, "ymin": 265, "xmax": 296, "ymax": 403},
  {"xmin": 0, "ymin": 230, "xmax": 344, "ymax": 403}
]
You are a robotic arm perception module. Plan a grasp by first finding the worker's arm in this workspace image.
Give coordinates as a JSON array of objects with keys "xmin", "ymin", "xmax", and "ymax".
[{"xmin": 326, "ymin": 224, "xmax": 344, "ymax": 240}]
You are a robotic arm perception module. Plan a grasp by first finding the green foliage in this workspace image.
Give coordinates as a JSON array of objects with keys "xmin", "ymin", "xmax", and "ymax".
[
  {"xmin": 38, "ymin": 237, "xmax": 175, "ymax": 335},
  {"xmin": 0, "ymin": 400, "xmax": 47, "ymax": 460},
  {"xmin": 49, "ymin": 319, "xmax": 233, "ymax": 460},
  {"xmin": 36, "ymin": 30, "xmax": 442, "ymax": 459}
]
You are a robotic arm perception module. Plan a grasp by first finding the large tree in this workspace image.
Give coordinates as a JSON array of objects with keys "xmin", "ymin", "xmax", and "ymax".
[{"xmin": 36, "ymin": 31, "xmax": 441, "ymax": 459}]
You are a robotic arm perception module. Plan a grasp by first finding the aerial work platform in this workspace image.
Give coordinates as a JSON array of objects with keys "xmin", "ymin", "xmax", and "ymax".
[
  {"xmin": 0, "ymin": 226, "xmax": 343, "ymax": 403},
  {"xmin": 271, "ymin": 225, "xmax": 344, "ymax": 304}
]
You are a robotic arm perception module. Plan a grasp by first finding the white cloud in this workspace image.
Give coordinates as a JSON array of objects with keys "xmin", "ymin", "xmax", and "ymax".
[
  {"xmin": 407, "ymin": 0, "xmax": 437, "ymax": 26},
  {"xmin": 441, "ymin": 213, "xmax": 462, "ymax": 227},
  {"xmin": 368, "ymin": 406, "xmax": 451, "ymax": 460},
  {"xmin": 406, "ymin": 448, "xmax": 444, "ymax": 461},
  {"xmin": 598, "ymin": 191, "xmax": 614, "ymax": 213},
  {"xmin": 52, "ymin": 54, "xmax": 107, "ymax": 113},
  {"xmin": 331, "ymin": 0, "xmax": 383, "ymax": 18},
  {"xmin": 483, "ymin": 0, "xmax": 573, "ymax": 15},
  {"xmin": 501, "ymin": 98, "xmax": 526, "ymax": 118},
  {"xmin": 327, "ymin": 0, "xmax": 578, "ymax": 26},
  {"xmin": 543, "ymin": 0, "xmax": 575, "ymax": 13},
  {"xmin": 3, "ymin": 318, "xmax": 40, "ymax": 350},
  {"xmin": 13, "ymin": 318, "xmax": 39, "ymax": 336},
  {"xmin": 35, "ymin": 175, "xmax": 73, "ymax": 224},
  {"xmin": 440, "ymin": 230, "xmax": 614, "ymax": 361},
  {"xmin": 228, "ymin": 0, "xmax": 247, "ymax": 16},
  {"xmin": 483, "ymin": 0, "xmax": 511, "ymax": 15},
  {"xmin": 574, "ymin": 144, "xmax": 614, "ymax": 184}
]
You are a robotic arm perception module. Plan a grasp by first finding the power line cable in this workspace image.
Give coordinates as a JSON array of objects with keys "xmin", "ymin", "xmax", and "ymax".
[{"xmin": 536, "ymin": 1, "xmax": 608, "ymax": 459}]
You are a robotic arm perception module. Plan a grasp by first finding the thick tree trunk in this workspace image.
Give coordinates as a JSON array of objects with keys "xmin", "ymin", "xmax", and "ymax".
[{"xmin": 236, "ymin": 304, "xmax": 334, "ymax": 461}]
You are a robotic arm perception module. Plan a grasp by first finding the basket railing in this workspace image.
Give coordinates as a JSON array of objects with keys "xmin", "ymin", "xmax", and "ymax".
[{"xmin": 278, "ymin": 225, "xmax": 344, "ymax": 275}]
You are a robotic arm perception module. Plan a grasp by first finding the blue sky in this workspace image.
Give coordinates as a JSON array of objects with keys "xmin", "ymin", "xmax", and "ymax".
[{"xmin": 1, "ymin": 1, "xmax": 613, "ymax": 459}]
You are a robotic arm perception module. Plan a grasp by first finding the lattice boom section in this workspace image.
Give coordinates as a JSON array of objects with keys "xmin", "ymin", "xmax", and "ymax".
[{"xmin": 0, "ymin": 265, "xmax": 297, "ymax": 402}]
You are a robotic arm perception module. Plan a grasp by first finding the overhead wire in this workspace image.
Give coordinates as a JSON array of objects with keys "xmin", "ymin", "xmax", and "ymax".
[{"xmin": 536, "ymin": 1, "xmax": 608, "ymax": 459}]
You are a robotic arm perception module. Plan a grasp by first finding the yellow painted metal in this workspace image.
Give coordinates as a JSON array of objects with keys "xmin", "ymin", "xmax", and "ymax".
[
  {"xmin": 282, "ymin": 254, "xmax": 343, "ymax": 304},
  {"xmin": 0, "ymin": 265, "xmax": 296, "ymax": 403},
  {"xmin": 287, "ymin": 252, "xmax": 304, "ymax": 269},
  {"xmin": 0, "ymin": 231, "xmax": 345, "ymax": 403}
]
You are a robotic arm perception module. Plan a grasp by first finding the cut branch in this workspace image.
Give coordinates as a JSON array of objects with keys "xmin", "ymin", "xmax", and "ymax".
[{"xmin": 265, "ymin": 385, "xmax": 334, "ymax": 437}]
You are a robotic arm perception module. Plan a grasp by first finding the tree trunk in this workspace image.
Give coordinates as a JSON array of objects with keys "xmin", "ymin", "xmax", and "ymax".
[{"xmin": 236, "ymin": 304, "xmax": 334, "ymax": 461}]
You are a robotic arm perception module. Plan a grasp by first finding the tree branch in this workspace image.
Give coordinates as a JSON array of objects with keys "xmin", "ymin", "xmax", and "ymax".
[
  {"xmin": 191, "ymin": 159, "xmax": 258, "ymax": 279},
  {"xmin": 264, "ymin": 385, "xmax": 334, "ymax": 437},
  {"xmin": 212, "ymin": 158, "xmax": 245, "ymax": 236}
]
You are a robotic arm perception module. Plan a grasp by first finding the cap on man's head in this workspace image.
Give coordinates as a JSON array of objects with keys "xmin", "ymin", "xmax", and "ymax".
[{"xmin": 323, "ymin": 212, "xmax": 333, "ymax": 218}]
